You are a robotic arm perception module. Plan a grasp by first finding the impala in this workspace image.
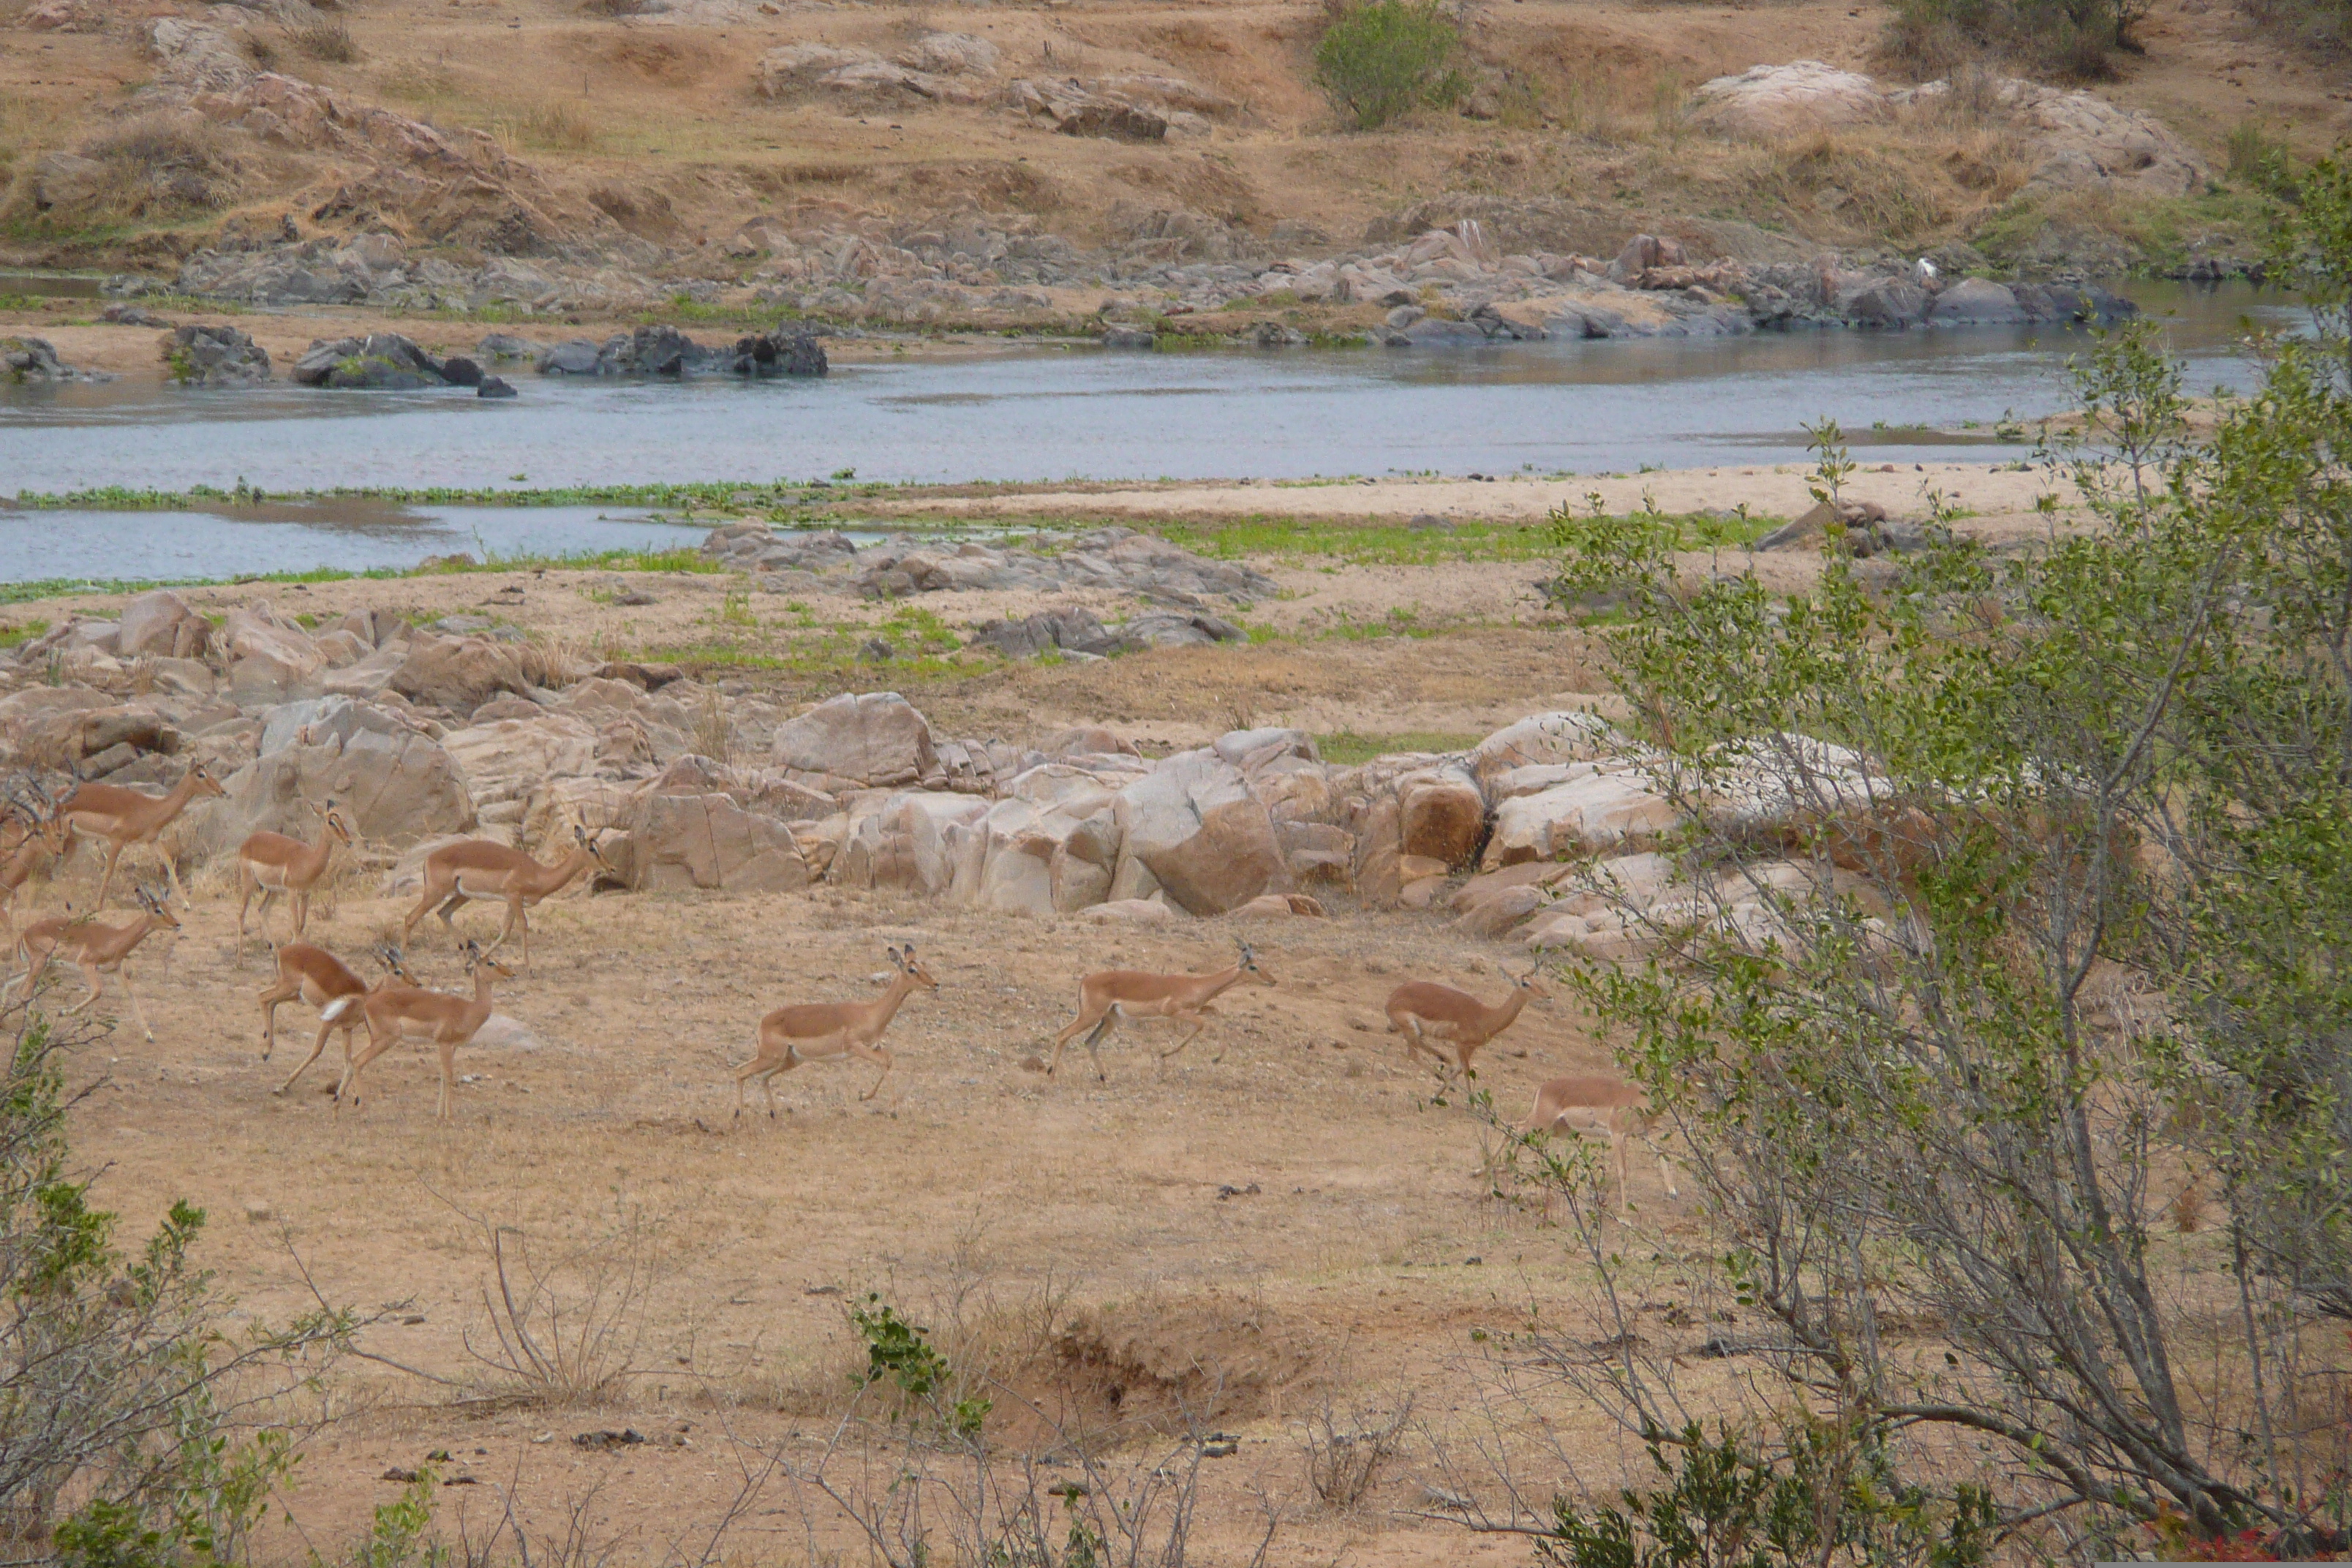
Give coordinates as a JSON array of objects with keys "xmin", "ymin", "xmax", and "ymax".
[
  {"xmin": 400, "ymin": 824, "xmax": 607, "ymax": 967},
  {"xmin": 235, "ymin": 802, "xmax": 356, "ymax": 958},
  {"xmin": 1, "ymin": 888, "xmax": 181, "ymax": 1041},
  {"xmin": 736, "ymin": 944, "xmax": 938, "ymax": 1116},
  {"xmin": 59, "ymin": 761, "xmax": 227, "ymax": 910},
  {"xmin": 1384, "ymin": 967, "xmax": 1549, "ymax": 1084},
  {"xmin": 337, "ymin": 939, "xmax": 516, "ymax": 1121},
  {"xmin": 259, "ymin": 941, "xmax": 419, "ymax": 1097},
  {"xmin": 1047, "ymin": 939, "xmax": 1275, "ymax": 1082},
  {"xmin": 0, "ymin": 796, "xmax": 69, "ymax": 927},
  {"xmin": 1520, "ymin": 1075, "xmax": 1679, "ymax": 1212}
]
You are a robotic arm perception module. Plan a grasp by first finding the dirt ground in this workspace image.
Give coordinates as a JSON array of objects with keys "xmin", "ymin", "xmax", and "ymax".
[{"xmin": 0, "ymin": 534, "xmax": 1796, "ymax": 1564}]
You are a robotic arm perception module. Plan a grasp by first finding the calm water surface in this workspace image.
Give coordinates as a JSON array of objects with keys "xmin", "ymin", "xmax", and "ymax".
[{"xmin": 0, "ymin": 282, "xmax": 2296, "ymax": 582}]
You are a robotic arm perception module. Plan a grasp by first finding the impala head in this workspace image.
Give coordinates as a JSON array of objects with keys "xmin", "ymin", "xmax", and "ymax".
[
  {"xmin": 136, "ymin": 886, "xmax": 181, "ymax": 931},
  {"xmin": 886, "ymin": 944, "xmax": 939, "ymax": 991},
  {"xmin": 187, "ymin": 762, "xmax": 227, "ymax": 800},
  {"xmin": 1235, "ymin": 938, "xmax": 1277, "ymax": 987},
  {"xmin": 1513, "ymin": 964, "xmax": 1552, "ymax": 1002},
  {"xmin": 373, "ymin": 943, "xmax": 417, "ymax": 984},
  {"xmin": 574, "ymin": 823, "xmax": 610, "ymax": 867},
  {"xmin": 461, "ymin": 938, "xmax": 516, "ymax": 980},
  {"xmin": 321, "ymin": 800, "xmax": 355, "ymax": 845}
]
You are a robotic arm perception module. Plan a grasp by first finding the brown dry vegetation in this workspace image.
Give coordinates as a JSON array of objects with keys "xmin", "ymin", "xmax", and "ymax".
[{"xmin": 0, "ymin": 0, "xmax": 2344, "ymax": 275}]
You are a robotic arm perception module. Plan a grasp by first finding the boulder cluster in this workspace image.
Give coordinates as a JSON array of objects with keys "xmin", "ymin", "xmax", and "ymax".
[
  {"xmin": 702, "ymin": 524, "xmax": 1279, "ymax": 607},
  {"xmin": 0, "ymin": 594, "xmax": 1880, "ymax": 962}
]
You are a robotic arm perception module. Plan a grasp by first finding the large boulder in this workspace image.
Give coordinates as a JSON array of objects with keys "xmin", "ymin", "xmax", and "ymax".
[
  {"xmin": 192, "ymin": 696, "xmax": 475, "ymax": 853},
  {"xmin": 440, "ymin": 712, "xmax": 601, "ymax": 826},
  {"xmin": 389, "ymin": 636, "xmax": 529, "ymax": 711},
  {"xmin": 1398, "ymin": 764, "xmax": 1485, "ymax": 868},
  {"xmin": 1112, "ymin": 750, "xmax": 1287, "ymax": 916},
  {"xmin": 162, "ymin": 324, "xmax": 271, "ymax": 387},
  {"xmin": 1689, "ymin": 61, "xmax": 1891, "ymax": 138},
  {"xmin": 623, "ymin": 791, "xmax": 812, "ymax": 893},
  {"xmin": 832, "ymin": 791, "xmax": 988, "ymax": 894},
  {"xmin": 772, "ymin": 692, "xmax": 937, "ymax": 788},
  {"xmin": 1929, "ymin": 277, "xmax": 2029, "ymax": 325},
  {"xmin": 1484, "ymin": 768, "xmax": 1682, "ymax": 867},
  {"xmin": 947, "ymin": 770, "xmax": 1123, "ymax": 916},
  {"xmin": 1466, "ymin": 711, "xmax": 1622, "ymax": 796},
  {"xmin": 221, "ymin": 606, "xmax": 327, "ymax": 700},
  {"xmin": 117, "ymin": 589, "xmax": 211, "ymax": 660}
]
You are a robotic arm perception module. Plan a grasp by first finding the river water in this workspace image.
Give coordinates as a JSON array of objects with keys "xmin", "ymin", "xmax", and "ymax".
[{"xmin": 0, "ymin": 282, "xmax": 2298, "ymax": 584}]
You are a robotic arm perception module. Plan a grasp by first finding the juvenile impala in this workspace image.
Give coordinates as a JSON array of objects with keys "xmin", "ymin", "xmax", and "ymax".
[
  {"xmin": 1, "ymin": 888, "xmax": 181, "ymax": 1041},
  {"xmin": 337, "ymin": 939, "xmax": 516, "ymax": 1121},
  {"xmin": 400, "ymin": 824, "xmax": 607, "ymax": 967},
  {"xmin": 235, "ymin": 802, "xmax": 356, "ymax": 958},
  {"xmin": 258, "ymin": 941, "xmax": 419, "ymax": 1097},
  {"xmin": 736, "ymin": 944, "xmax": 938, "ymax": 1117},
  {"xmin": 58, "ymin": 761, "xmax": 227, "ymax": 910},
  {"xmin": 1520, "ymin": 1075, "xmax": 1679, "ymax": 1212},
  {"xmin": 1047, "ymin": 938, "xmax": 1275, "ymax": 1082},
  {"xmin": 1384, "ymin": 967, "xmax": 1549, "ymax": 1085}
]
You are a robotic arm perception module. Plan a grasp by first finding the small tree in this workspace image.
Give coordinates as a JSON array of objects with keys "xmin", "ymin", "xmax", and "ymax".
[
  {"xmin": 0, "ymin": 1013, "xmax": 350, "ymax": 1556},
  {"xmin": 1312, "ymin": 0, "xmax": 1464, "ymax": 131}
]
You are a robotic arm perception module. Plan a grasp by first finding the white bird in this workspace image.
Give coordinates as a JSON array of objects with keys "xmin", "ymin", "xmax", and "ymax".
[{"xmin": 1914, "ymin": 257, "xmax": 1940, "ymax": 286}]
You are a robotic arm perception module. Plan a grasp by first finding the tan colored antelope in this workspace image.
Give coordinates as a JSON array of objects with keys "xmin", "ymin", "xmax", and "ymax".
[
  {"xmin": 0, "ymin": 798, "xmax": 69, "ymax": 927},
  {"xmin": 1384, "ymin": 967, "xmax": 1550, "ymax": 1084},
  {"xmin": 1047, "ymin": 939, "xmax": 1276, "ymax": 1082},
  {"xmin": 58, "ymin": 762, "xmax": 227, "ymax": 910},
  {"xmin": 235, "ymin": 802, "xmax": 356, "ymax": 959},
  {"xmin": 1520, "ymin": 1075, "xmax": 1679, "ymax": 1211},
  {"xmin": 258, "ymin": 941, "xmax": 420, "ymax": 1097},
  {"xmin": 337, "ymin": 939, "xmax": 516, "ymax": 1121},
  {"xmin": 735, "ymin": 944, "xmax": 938, "ymax": 1117},
  {"xmin": 399, "ymin": 824, "xmax": 608, "ymax": 967},
  {"xmin": 1, "ymin": 888, "xmax": 181, "ymax": 1041}
]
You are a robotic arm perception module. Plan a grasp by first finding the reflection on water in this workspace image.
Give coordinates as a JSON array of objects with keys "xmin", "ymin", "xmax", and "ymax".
[{"xmin": 0, "ymin": 505, "xmax": 711, "ymax": 586}]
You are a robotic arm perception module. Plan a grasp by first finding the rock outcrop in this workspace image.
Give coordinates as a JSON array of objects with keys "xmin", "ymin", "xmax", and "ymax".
[{"xmin": 162, "ymin": 325, "xmax": 271, "ymax": 386}]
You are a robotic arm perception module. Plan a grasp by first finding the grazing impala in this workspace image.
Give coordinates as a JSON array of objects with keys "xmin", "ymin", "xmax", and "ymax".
[
  {"xmin": 59, "ymin": 761, "xmax": 227, "ymax": 910},
  {"xmin": 400, "ymin": 824, "xmax": 607, "ymax": 967},
  {"xmin": 1520, "ymin": 1075, "xmax": 1679, "ymax": 1212},
  {"xmin": 235, "ymin": 802, "xmax": 356, "ymax": 958},
  {"xmin": 1, "ymin": 887, "xmax": 181, "ymax": 1041},
  {"xmin": 337, "ymin": 939, "xmax": 516, "ymax": 1121},
  {"xmin": 258, "ymin": 941, "xmax": 419, "ymax": 1097},
  {"xmin": 1047, "ymin": 939, "xmax": 1275, "ymax": 1082},
  {"xmin": 1384, "ymin": 967, "xmax": 1549, "ymax": 1084},
  {"xmin": 736, "ymin": 944, "xmax": 938, "ymax": 1117}
]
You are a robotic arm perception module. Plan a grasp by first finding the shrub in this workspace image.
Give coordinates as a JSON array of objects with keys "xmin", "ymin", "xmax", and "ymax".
[
  {"xmin": 293, "ymin": 20, "xmax": 358, "ymax": 62},
  {"xmin": 2226, "ymin": 120, "xmax": 2300, "ymax": 199},
  {"xmin": 1313, "ymin": 0, "xmax": 1465, "ymax": 131},
  {"xmin": 1880, "ymin": 0, "xmax": 2141, "ymax": 81}
]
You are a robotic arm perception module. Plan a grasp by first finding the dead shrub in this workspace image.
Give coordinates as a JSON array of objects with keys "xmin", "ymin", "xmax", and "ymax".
[
  {"xmin": 293, "ymin": 19, "xmax": 358, "ymax": 61},
  {"xmin": 1298, "ymin": 1392, "xmax": 1414, "ymax": 1509},
  {"xmin": 10, "ymin": 112, "xmax": 240, "ymax": 233},
  {"xmin": 453, "ymin": 1204, "xmax": 670, "ymax": 1406}
]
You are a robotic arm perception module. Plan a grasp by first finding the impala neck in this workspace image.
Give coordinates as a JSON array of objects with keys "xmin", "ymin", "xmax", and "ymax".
[
  {"xmin": 1490, "ymin": 986, "xmax": 1530, "ymax": 1033},
  {"xmin": 867, "ymin": 969, "xmax": 919, "ymax": 1028},
  {"xmin": 1196, "ymin": 963, "xmax": 1246, "ymax": 1004}
]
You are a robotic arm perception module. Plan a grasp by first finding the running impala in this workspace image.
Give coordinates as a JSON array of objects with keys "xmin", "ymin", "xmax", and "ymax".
[
  {"xmin": 337, "ymin": 939, "xmax": 516, "ymax": 1121},
  {"xmin": 735, "ymin": 944, "xmax": 938, "ymax": 1117},
  {"xmin": 1047, "ymin": 939, "xmax": 1275, "ymax": 1082},
  {"xmin": 258, "ymin": 941, "xmax": 419, "ymax": 1097},
  {"xmin": 399, "ymin": 824, "xmax": 607, "ymax": 967},
  {"xmin": 1, "ymin": 887, "xmax": 181, "ymax": 1041},
  {"xmin": 1384, "ymin": 967, "xmax": 1549, "ymax": 1085},
  {"xmin": 1520, "ymin": 1075, "xmax": 1679, "ymax": 1213},
  {"xmin": 57, "ymin": 761, "xmax": 226, "ymax": 910},
  {"xmin": 234, "ymin": 802, "xmax": 356, "ymax": 958}
]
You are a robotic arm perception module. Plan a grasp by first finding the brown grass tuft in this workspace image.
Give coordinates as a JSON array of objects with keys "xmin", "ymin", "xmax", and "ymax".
[{"xmin": 293, "ymin": 19, "xmax": 360, "ymax": 63}]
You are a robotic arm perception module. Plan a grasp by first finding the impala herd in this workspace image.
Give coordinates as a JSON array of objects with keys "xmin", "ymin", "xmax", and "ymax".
[{"xmin": 0, "ymin": 763, "xmax": 1679, "ymax": 1207}]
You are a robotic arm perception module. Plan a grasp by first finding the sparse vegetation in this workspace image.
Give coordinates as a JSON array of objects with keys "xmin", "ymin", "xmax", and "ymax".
[
  {"xmin": 1881, "ymin": 0, "xmax": 2143, "ymax": 80},
  {"xmin": 293, "ymin": 19, "xmax": 360, "ymax": 64},
  {"xmin": 1312, "ymin": 0, "xmax": 1467, "ymax": 131}
]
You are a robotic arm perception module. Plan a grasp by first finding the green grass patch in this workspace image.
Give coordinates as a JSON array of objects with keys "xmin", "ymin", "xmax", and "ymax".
[
  {"xmin": 0, "ymin": 619, "xmax": 49, "ymax": 649},
  {"xmin": 1317, "ymin": 728, "xmax": 1483, "ymax": 764}
]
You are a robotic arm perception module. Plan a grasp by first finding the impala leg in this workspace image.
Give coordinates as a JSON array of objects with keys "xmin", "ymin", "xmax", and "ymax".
[
  {"xmin": 290, "ymin": 889, "xmax": 311, "ymax": 941},
  {"xmin": 160, "ymin": 848, "xmax": 191, "ymax": 911},
  {"xmin": 95, "ymin": 841, "xmax": 124, "ymax": 911},
  {"xmin": 436, "ymin": 1039, "xmax": 457, "ymax": 1123},
  {"xmin": 339, "ymin": 1025, "xmax": 397, "ymax": 1108},
  {"xmin": 235, "ymin": 872, "xmax": 255, "ymax": 963},
  {"xmin": 115, "ymin": 964, "xmax": 154, "ymax": 1044},
  {"xmin": 1048, "ymin": 1002, "xmax": 1112, "ymax": 1079},
  {"xmin": 64, "ymin": 962, "xmax": 103, "ymax": 1016},
  {"xmin": 733, "ymin": 1050, "xmax": 778, "ymax": 1120},
  {"xmin": 276, "ymin": 1017, "xmax": 335, "ymax": 1096},
  {"xmin": 257, "ymin": 889, "xmax": 284, "ymax": 950},
  {"xmin": 258, "ymin": 978, "xmax": 301, "ymax": 1058},
  {"xmin": 399, "ymin": 891, "xmax": 436, "ymax": 949},
  {"xmin": 849, "ymin": 1043, "xmax": 894, "ymax": 1102},
  {"xmin": 1157, "ymin": 1011, "xmax": 1210, "ymax": 1062},
  {"xmin": 435, "ymin": 893, "xmax": 465, "ymax": 933},
  {"xmin": 1082, "ymin": 1008, "xmax": 1120, "ymax": 1082}
]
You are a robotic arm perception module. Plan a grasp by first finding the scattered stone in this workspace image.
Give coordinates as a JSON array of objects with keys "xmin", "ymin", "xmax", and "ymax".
[
  {"xmin": 162, "ymin": 324, "xmax": 271, "ymax": 386},
  {"xmin": 573, "ymin": 1429, "xmax": 647, "ymax": 1450},
  {"xmin": 477, "ymin": 376, "xmax": 519, "ymax": 399}
]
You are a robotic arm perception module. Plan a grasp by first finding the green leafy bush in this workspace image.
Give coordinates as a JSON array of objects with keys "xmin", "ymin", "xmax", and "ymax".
[{"xmin": 1312, "ymin": 0, "xmax": 1465, "ymax": 130}]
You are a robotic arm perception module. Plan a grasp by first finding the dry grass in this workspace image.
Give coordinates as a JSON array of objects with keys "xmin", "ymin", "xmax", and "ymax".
[
  {"xmin": 491, "ymin": 99, "xmax": 601, "ymax": 154},
  {"xmin": 3, "ymin": 110, "xmax": 241, "ymax": 233}
]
